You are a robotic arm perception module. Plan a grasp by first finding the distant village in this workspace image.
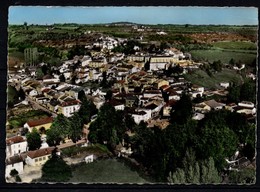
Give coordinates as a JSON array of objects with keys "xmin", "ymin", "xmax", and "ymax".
[{"xmin": 6, "ymin": 31, "xmax": 256, "ymax": 182}]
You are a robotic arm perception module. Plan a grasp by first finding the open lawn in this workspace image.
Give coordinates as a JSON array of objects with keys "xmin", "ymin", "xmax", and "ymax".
[
  {"xmin": 69, "ymin": 158, "xmax": 148, "ymax": 184},
  {"xmin": 212, "ymin": 41, "xmax": 257, "ymax": 50},
  {"xmin": 190, "ymin": 49, "xmax": 256, "ymax": 65},
  {"xmin": 184, "ymin": 68, "xmax": 243, "ymax": 89}
]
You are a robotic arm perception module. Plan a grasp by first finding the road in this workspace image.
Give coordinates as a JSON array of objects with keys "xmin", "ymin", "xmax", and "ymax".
[{"xmin": 26, "ymin": 96, "xmax": 57, "ymax": 117}]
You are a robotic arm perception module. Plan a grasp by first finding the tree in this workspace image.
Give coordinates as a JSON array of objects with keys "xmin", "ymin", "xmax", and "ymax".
[
  {"xmin": 68, "ymin": 113, "xmax": 83, "ymax": 143},
  {"xmin": 104, "ymin": 90, "xmax": 113, "ymax": 101},
  {"xmin": 240, "ymin": 80, "xmax": 256, "ymax": 103},
  {"xmin": 100, "ymin": 71, "xmax": 108, "ymax": 88},
  {"xmin": 59, "ymin": 74, "xmax": 65, "ymax": 82},
  {"xmin": 36, "ymin": 68, "xmax": 44, "ymax": 79},
  {"xmin": 227, "ymin": 84, "xmax": 241, "ymax": 103},
  {"xmin": 46, "ymin": 114, "xmax": 70, "ymax": 146},
  {"xmin": 212, "ymin": 60, "xmax": 222, "ymax": 72},
  {"xmin": 229, "ymin": 58, "xmax": 235, "ymax": 66},
  {"xmin": 10, "ymin": 169, "xmax": 19, "ymax": 177},
  {"xmin": 168, "ymin": 157, "xmax": 221, "ymax": 184},
  {"xmin": 144, "ymin": 61, "xmax": 150, "ymax": 71},
  {"xmin": 41, "ymin": 151, "xmax": 72, "ymax": 182},
  {"xmin": 170, "ymin": 93, "xmax": 193, "ymax": 124},
  {"xmin": 23, "ymin": 22, "xmax": 28, "ymax": 30},
  {"xmin": 77, "ymin": 97, "xmax": 97, "ymax": 124},
  {"xmin": 229, "ymin": 168, "xmax": 255, "ymax": 184},
  {"xmin": 88, "ymin": 103, "xmax": 127, "ymax": 150},
  {"xmin": 26, "ymin": 128, "xmax": 42, "ymax": 150},
  {"xmin": 197, "ymin": 117, "xmax": 238, "ymax": 170}
]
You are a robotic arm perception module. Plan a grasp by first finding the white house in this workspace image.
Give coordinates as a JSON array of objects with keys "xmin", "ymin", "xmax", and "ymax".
[
  {"xmin": 238, "ymin": 101, "xmax": 254, "ymax": 108},
  {"xmin": 85, "ymin": 154, "xmax": 94, "ymax": 164},
  {"xmin": 26, "ymin": 147, "xmax": 55, "ymax": 166},
  {"xmin": 28, "ymin": 89, "xmax": 38, "ymax": 97},
  {"xmin": 58, "ymin": 99, "xmax": 81, "ymax": 117},
  {"xmin": 220, "ymin": 82, "xmax": 230, "ymax": 89},
  {"xmin": 5, "ymin": 155, "xmax": 24, "ymax": 178},
  {"xmin": 109, "ymin": 99, "xmax": 125, "ymax": 111},
  {"xmin": 131, "ymin": 111, "xmax": 150, "ymax": 124},
  {"xmin": 6, "ymin": 136, "xmax": 28, "ymax": 157}
]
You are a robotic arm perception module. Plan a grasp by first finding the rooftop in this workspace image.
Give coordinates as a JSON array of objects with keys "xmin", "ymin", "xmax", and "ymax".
[
  {"xmin": 27, "ymin": 147, "xmax": 55, "ymax": 159},
  {"xmin": 27, "ymin": 117, "xmax": 53, "ymax": 127},
  {"xmin": 6, "ymin": 136, "xmax": 26, "ymax": 145}
]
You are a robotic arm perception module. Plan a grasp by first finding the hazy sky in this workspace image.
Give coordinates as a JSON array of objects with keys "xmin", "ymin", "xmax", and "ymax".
[{"xmin": 9, "ymin": 6, "xmax": 258, "ymax": 25}]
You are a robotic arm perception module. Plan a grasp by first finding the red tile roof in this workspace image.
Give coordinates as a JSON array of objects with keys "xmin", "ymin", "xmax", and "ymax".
[
  {"xmin": 6, "ymin": 136, "xmax": 25, "ymax": 145},
  {"xmin": 27, "ymin": 117, "xmax": 53, "ymax": 127},
  {"xmin": 60, "ymin": 99, "xmax": 81, "ymax": 107},
  {"xmin": 27, "ymin": 147, "xmax": 55, "ymax": 159}
]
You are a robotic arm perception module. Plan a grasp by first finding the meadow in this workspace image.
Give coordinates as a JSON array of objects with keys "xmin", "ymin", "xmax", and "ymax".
[
  {"xmin": 69, "ymin": 158, "xmax": 148, "ymax": 184},
  {"xmin": 190, "ymin": 49, "xmax": 256, "ymax": 65},
  {"xmin": 183, "ymin": 68, "xmax": 243, "ymax": 89}
]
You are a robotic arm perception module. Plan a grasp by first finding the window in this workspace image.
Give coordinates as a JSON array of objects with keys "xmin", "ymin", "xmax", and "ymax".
[
  {"xmin": 43, "ymin": 157, "xmax": 46, "ymax": 160},
  {"xmin": 39, "ymin": 157, "xmax": 42, "ymax": 161},
  {"xmin": 35, "ymin": 159, "xmax": 38, "ymax": 162},
  {"xmin": 18, "ymin": 144, "xmax": 20, "ymax": 148}
]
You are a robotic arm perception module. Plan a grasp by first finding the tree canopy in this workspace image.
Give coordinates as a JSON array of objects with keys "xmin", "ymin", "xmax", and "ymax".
[
  {"xmin": 26, "ymin": 128, "xmax": 42, "ymax": 151},
  {"xmin": 41, "ymin": 151, "xmax": 72, "ymax": 182}
]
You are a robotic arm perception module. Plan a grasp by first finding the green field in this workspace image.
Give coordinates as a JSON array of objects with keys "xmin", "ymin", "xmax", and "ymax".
[
  {"xmin": 184, "ymin": 68, "xmax": 243, "ymax": 89},
  {"xmin": 70, "ymin": 158, "xmax": 148, "ymax": 184},
  {"xmin": 8, "ymin": 110, "xmax": 50, "ymax": 128},
  {"xmin": 212, "ymin": 41, "xmax": 257, "ymax": 50},
  {"xmin": 190, "ymin": 49, "xmax": 256, "ymax": 65}
]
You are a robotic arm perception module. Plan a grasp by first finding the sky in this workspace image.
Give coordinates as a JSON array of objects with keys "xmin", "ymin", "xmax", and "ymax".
[{"xmin": 8, "ymin": 6, "xmax": 258, "ymax": 25}]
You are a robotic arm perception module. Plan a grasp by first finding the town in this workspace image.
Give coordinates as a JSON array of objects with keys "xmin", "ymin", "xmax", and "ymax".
[{"xmin": 6, "ymin": 22, "xmax": 257, "ymax": 183}]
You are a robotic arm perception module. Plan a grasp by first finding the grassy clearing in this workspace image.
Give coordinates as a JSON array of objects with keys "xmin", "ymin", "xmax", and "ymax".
[
  {"xmin": 70, "ymin": 158, "xmax": 148, "ymax": 184},
  {"xmin": 184, "ymin": 68, "xmax": 243, "ymax": 89},
  {"xmin": 190, "ymin": 49, "xmax": 256, "ymax": 65},
  {"xmin": 212, "ymin": 41, "xmax": 257, "ymax": 50}
]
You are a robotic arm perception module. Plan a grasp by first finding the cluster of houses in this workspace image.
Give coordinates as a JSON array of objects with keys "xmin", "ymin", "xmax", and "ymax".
[
  {"xmin": 5, "ymin": 135, "xmax": 56, "ymax": 179},
  {"xmin": 6, "ymin": 33, "xmax": 256, "ymax": 181}
]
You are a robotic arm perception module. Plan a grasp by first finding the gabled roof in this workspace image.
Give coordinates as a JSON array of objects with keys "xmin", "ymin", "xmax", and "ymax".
[
  {"xmin": 6, "ymin": 136, "xmax": 26, "ymax": 145},
  {"xmin": 27, "ymin": 147, "xmax": 55, "ymax": 159},
  {"xmin": 6, "ymin": 155, "xmax": 24, "ymax": 165},
  {"xmin": 60, "ymin": 99, "xmax": 81, "ymax": 107},
  {"xmin": 204, "ymin": 99, "xmax": 225, "ymax": 108},
  {"xmin": 26, "ymin": 117, "xmax": 53, "ymax": 127}
]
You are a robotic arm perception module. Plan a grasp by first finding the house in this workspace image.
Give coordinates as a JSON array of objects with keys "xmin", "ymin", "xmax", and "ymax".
[
  {"xmin": 225, "ymin": 103, "xmax": 237, "ymax": 112},
  {"xmin": 109, "ymin": 99, "xmax": 125, "ymax": 111},
  {"xmin": 154, "ymin": 79, "xmax": 169, "ymax": 89},
  {"xmin": 58, "ymin": 99, "xmax": 81, "ymax": 117},
  {"xmin": 131, "ymin": 111, "xmax": 149, "ymax": 124},
  {"xmin": 24, "ymin": 117, "xmax": 53, "ymax": 133},
  {"xmin": 194, "ymin": 103, "xmax": 211, "ymax": 113},
  {"xmin": 125, "ymin": 95, "xmax": 139, "ymax": 107},
  {"xmin": 238, "ymin": 101, "xmax": 254, "ymax": 108},
  {"xmin": 85, "ymin": 154, "xmax": 94, "ymax": 164},
  {"xmin": 204, "ymin": 99, "xmax": 226, "ymax": 110},
  {"xmin": 25, "ymin": 147, "xmax": 55, "ymax": 166},
  {"xmin": 162, "ymin": 99, "xmax": 177, "ymax": 117},
  {"xmin": 220, "ymin": 82, "xmax": 230, "ymax": 89},
  {"xmin": 6, "ymin": 136, "xmax": 28, "ymax": 157},
  {"xmin": 5, "ymin": 155, "xmax": 24, "ymax": 178},
  {"xmin": 192, "ymin": 113, "xmax": 205, "ymax": 120}
]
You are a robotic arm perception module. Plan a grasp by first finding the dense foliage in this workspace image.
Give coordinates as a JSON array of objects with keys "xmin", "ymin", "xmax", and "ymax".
[
  {"xmin": 26, "ymin": 128, "xmax": 42, "ymax": 150},
  {"xmin": 41, "ymin": 152, "xmax": 72, "ymax": 182}
]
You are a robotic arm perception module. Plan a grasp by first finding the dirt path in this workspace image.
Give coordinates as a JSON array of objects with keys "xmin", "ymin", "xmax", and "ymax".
[{"xmin": 19, "ymin": 165, "xmax": 42, "ymax": 183}]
